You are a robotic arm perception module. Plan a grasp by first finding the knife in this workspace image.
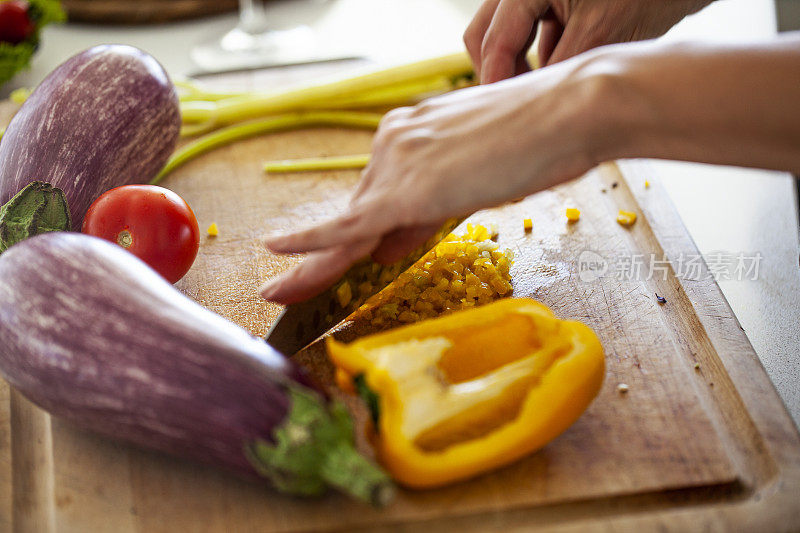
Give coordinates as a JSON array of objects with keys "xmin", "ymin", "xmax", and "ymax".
[{"xmin": 265, "ymin": 218, "xmax": 462, "ymax": 355}]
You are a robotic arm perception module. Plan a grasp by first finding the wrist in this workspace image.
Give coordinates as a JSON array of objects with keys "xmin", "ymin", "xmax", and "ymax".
[{"xmin": 566, "ymin": 44, "xmax": 662, "ymax": 166}]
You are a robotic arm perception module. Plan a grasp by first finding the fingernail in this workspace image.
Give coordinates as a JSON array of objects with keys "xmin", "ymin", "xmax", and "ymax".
[
  {"xmin": 259, "ymin": 281, "xmax": 278, "ymax": 299},
  {"xmin": 264, "ymin": 234, "xmax": 286, "ymax": 251}
]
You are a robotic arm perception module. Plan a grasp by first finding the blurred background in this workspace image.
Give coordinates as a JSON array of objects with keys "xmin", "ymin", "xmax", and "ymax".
[{"xmin": 0, "ymin": 0, "xmax": 780, "ymax": 94}]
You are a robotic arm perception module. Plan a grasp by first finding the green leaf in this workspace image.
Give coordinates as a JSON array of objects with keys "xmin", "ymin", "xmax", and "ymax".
[
  {"xmin": 0, "ymin": 42, "xmax": 35, "ymax": 86},
  {"xmin": 0, "ymin": 0, "xmax": 65, "ymax": 86},
  {"xmin": 245, "ymin": 387, "xmax": 394, "ymax": 505},
  {"xmin": 0, "ymin": 181, "xmax": 71, "ymax": 254},
  {"xmin": 26, "ymin": 0, "xmax": 67, "ymax": 28}
]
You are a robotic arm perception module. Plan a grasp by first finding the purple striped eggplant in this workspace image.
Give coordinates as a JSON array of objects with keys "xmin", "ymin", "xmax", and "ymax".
[
  {"xmin": 0, "ymin": 232, "xmax": 392, "ymax": 505},
  {"xmin": 0, "ymin": 44, "xmax": 180, "ymax": 227}
]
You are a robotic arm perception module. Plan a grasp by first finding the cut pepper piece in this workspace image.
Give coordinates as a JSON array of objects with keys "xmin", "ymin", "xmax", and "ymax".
[
  {"xmin": 565, "ymin": 208, "xmax": 581, "ymax": 222},
  {"xmin": 616, "ymin": 210, "xmax": 637, "ymax": 226},
  {"xmin": 327, "ymin": 298, "xmax": 605, "ymax": 488}
]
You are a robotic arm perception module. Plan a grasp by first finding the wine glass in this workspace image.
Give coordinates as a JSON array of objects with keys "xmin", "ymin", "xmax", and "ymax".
[{"xmin": 191, "ymin": 0, "xmax": 328, "ymax": 73}]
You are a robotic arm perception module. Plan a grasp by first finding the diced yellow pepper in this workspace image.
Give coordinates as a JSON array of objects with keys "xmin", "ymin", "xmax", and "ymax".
[
  {"xmin": 397, "ymin": 310, "xmax": 419, "ymax": 323},
  {"xmin": 565, "ymin": 208, "xmax": 581, "ymax": 222},
  {"xmin": 344, "ymin": 224, "xmax": 514, "ymax": 329},
  {"xmin": 207, "ymin": 223, "xmax": 219, "ymax": 236},
  {"xmin": 358, "ymin": 281, "xmax": 374, "ymax": 296},
  {"xmin": 337, "ymin": 224, "xmax": 513, "ymax": 327},
  {"xmin": 616, "ymin": 210, "xmax": 637, "ymax": 226},
  {"xmin": 523, "ymin": 218, "xmax": 533, "ymax": 232},
  {"xmin": 336, "ymin": 282, "xmax": 353, "ymax": 308}
]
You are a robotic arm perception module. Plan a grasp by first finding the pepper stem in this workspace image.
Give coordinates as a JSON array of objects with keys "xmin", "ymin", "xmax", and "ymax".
[{"xmin": 245, "ymin": 387, "xmax": 394, "ymax": 506}]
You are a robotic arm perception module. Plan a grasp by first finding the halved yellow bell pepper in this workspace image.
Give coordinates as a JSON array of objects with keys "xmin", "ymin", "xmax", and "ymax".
[{"xmin": 327, "ymin": 298, "xmax": 605, "ymax": 488}]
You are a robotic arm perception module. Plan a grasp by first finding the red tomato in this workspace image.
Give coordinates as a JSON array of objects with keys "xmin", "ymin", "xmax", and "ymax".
[
  {"xmin": 0, "ymin": 1, "xmax": 34, "ymax": 45},
  {"xmin": 82, "ymin": 185, "xmax": 200, "ymax": 284}
]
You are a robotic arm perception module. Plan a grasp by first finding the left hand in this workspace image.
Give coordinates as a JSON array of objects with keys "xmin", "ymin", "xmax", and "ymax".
[{"xmin": 463, "ymin": 0, "xmax": 710, "ymax": 83}]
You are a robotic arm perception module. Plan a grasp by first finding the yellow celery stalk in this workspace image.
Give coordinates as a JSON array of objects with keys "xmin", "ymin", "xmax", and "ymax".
[
  {"xmin": 264, "ymin": 154, "xmax": 371, "ymax": 174},
  {"xmin": 153, "ymin": 111, "xmax": 382, "ymax": 184}
]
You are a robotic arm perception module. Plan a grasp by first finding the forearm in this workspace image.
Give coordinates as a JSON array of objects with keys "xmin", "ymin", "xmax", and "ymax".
[
  {"xmin": 589, "ymin": 34, "xmax": 800, "ymax": 173},
  {"xmin": 261, "ymin": 33, "xmax": 800, "ymax": 304}
]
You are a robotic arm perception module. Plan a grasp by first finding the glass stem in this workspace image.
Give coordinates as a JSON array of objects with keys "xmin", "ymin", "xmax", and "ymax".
[{"xmin": 238, "ymin": 0, "xmax": 270, "ymax": 34}]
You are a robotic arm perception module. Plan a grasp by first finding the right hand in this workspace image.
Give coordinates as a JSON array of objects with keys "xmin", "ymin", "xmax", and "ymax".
[
  {"xmin": 464, "ymin": 0, "xmax": 710, "ymax": 83},
  {"xmin": 261, "ymin": 50, "xmax": 620, "ymax": 304}
]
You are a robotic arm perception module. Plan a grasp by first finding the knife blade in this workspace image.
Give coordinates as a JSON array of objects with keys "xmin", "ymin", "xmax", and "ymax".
[{"xmin": 265, "ymin": 218, "xmax": 462, "ymax": 355}]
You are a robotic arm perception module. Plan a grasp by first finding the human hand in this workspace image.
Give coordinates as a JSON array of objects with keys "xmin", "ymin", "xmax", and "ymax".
[
  {"xmin": 260, "ymin": 55, "xmax": 614, "ymax": 304},
  {"xmin": 464, "ymin": 0, "xmax": 710, "ymax": 83}
]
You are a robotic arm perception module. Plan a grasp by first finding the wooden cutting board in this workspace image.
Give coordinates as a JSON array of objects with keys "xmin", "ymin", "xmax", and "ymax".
[{"xmin": 1, "ymin": 64, "xmax": 799, "ymax": 532}]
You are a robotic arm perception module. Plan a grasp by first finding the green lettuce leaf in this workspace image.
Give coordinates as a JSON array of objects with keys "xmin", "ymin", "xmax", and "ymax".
[{"xmin": 0, "ymin": 0, "xmax": 66, "ymax": 86}]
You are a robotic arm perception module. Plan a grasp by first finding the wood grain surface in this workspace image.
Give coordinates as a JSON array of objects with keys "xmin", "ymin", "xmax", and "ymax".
[{"xmin": 0, "ymin": 64, "xmax": 799, "ymax": 532}]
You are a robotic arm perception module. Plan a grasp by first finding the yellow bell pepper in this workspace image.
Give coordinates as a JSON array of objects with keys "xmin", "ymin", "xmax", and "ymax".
[{"xmin": 327, "ymin": 298, "xmax": 605, "ymax": 488}]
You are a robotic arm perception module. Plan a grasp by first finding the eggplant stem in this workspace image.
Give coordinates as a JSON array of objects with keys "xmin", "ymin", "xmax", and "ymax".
[
  {"xmin": 0, "ymin": 182, "xmax": 71, "ymax": 254},
  {"xmin": 319, "ymin": 441, "xmax": 395, "ymax": 506},
  {"xmin": 245, "ymin": 387, "xmax": 394, "ymax": 506}
]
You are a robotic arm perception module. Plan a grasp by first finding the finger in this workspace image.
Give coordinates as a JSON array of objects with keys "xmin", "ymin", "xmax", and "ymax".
[
  {"xmin": 351, "ymin": 160, "xmax": 376, "ymax": 200},
  {"xmin": 538, "ymin": 12, "xmax": 564, "ymax": 67},
  {"xmin": 463, "ymin": 0, "xmax": 502, "ymax": 79},
  {"xmin": 371, "ymin": 223, "xmax": 440, "ymax": 265},
  {"xmin": 480, "ymin": 0, "xmax": 546, "ymax": 84},
  {"xmin": 546, "ymin": 15, "xmax": 606, "ymax": 65},
  {"xmin": 514, "ymin": 55, "xmax": 531, "ymax": 77},
  {"xmin": 513, "ymin": 27, "xmax": 538, "ymax": 76},
  {"xmin": 260, "ymin": 238, "xmax": 378, "ymax": 304},
  {"xmin": 264, "ymin": 198, "xmax": 392, "ymax": 254}
]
